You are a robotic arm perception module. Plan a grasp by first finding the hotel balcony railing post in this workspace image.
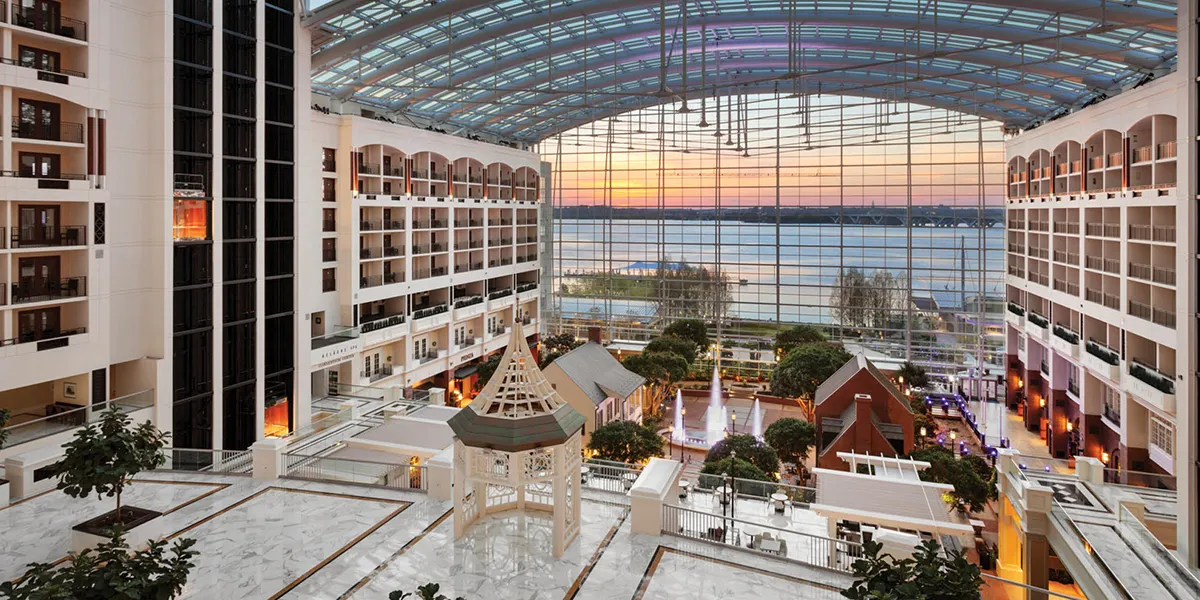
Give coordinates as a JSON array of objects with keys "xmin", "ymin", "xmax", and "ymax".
[
  {"xmin": 11, "ymin": 276, "xmax": 87, "ymax": 304},
  {"xmin": 11, "ymin": 5, "xmax": 87, "ymax": 41}
]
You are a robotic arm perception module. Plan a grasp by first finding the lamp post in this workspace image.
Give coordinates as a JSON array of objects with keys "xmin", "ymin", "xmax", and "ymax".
[
  {"xmin": 668, "ymin": 426, "xmax": 674, "ymax": 459},
  {"xmin": 731, "ymin": 412, "xmax": 737, "ymax": 434}
]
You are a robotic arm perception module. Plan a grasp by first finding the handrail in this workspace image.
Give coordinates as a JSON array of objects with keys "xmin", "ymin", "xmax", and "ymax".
[
  {"xmin": 1117, "ymin": 506, "xmax": 1200, "ymax": 597},
  {"xmin": 1, "ymin": 389, "xmax": 153, "ymax": 447}
]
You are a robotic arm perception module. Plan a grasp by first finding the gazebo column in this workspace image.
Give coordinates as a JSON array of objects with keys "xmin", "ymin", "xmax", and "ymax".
[
  {"xmin": 453, "ymin": 441, "xmax": 470, "ymax": 537},
  {"xmin": 552, "ymin": 444, "xmax": 568, "ymax": 557}
]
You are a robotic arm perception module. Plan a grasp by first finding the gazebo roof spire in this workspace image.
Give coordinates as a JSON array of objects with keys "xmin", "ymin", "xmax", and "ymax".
[{"xmin": 470, "ymin": 320, "xmax": 568, "ymax": 418}]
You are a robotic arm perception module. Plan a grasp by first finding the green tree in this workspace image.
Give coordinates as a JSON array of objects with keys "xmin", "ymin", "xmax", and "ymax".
[
  {"xmin": 56, "ymin": 404, "xmax": 169, "ymax": 524},
  {"xmin": 645, "ymin": 335, "xmax": 698, "ymax": 364},
  {"xmin": 774, "ymin": 325, "xmax": 826, "ymax": 356},
  {"xmin": 586, "ymin": 421, "xmax": 665, "ymax": 464},
  {"xmin": 909, "ymin": 447, "xmax": 992, "ymax": 513},
  {"xmin": 654, "ymin": 263, "xmax": 731, "ymax": 323},
  {"xmin": 700, "ymin": 456, "xmax": 771, "ymax": 482},
  {"xmin": 770, "ymin": 342, "xmax": 853, "ymax": 421},
  {"xmin": 763, "ymin": 418, "xmax": 816, "ymax": 468},
  {"xmin": 0, "ymin": 407, "xmax": 10, "ymax": 450},
  {"xmin": 842, "ymin": 539, "xmax": 984, "ymax": 600},
  {"xmin": 474, "ymin": 353, "xmax": 504, "ymax": 392},
  {"xmin": 896, "ymin": 361, "xmax": 930, "ymax": 389},
  {"xmin": 662, "ymin": 319, "xmax": 710, "ymax": 350},
  {"xmin": 622, "ymin": 351, "xmax": 689, "ymax": 413},
  {"xmin": 705, "ymin": 434, "xmax": 780, "ymax": 477},
  {"xmin": 538, "ymin": 333, "xmax": 584, "ymax": 369},
  {"xmin": 0, "ymin": 530, "xmax": 198, "ymax": 600}
]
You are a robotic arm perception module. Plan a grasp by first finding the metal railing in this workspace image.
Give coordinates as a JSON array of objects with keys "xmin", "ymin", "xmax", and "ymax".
[
  {"xmin": 1084, "ymin": 289, "xmax": 1118, "ymax": 310},
  {"xmin": 581, "ymin": 458, "xmax": 643, "ymax": 495},
  {"xmin": 12, "ymin": 117, "xmax": 84, "ymax": 143},
  {"xmin": 9, "ymin": 225, "xmax": 87, "ymax": 248},
  {"xmin": 1118, "ymin": 505, "xmax": 1200, "ymax": 597},
  {"xmin": 1104, "ymin": 469, "xmax": 1176, "ymax": 491},
  {"xmin": 11, "ymin": 5, "xmax": 87, "ymax": 41},
  {"xmin": 1086, "ymin": 222, "xmax": 1121, "ymax": 237},
  {"xmin": 1128, "ymin": 300, "xmax": 1175, "ymax": 328},
  {"xmin": 361, "ymin": 313, "xmax": 405, "ymax": 333},
  {"xmin": 0, "ymin": 325, "xmax": 85, "ymax": 348},
  {"xmin": 1008, "ymin": 219, "xmax": 1026, "ymax": 229},
  {"xmin": 1028, "ymin": 271, "xmax": 1048, "ymax": 286},
  {"xmin": 362, "ymin": 365, "xmax": 395, "ymax": 383},
  {"xmin": 358, "ymin": 162, "xmax": 380, "ymax": 175},
  {"xmin": 1157, "ymin": 140, "xmax": 1177, "ymax": 160},
  {"xmin": 311, "ymin": 325, "xmax": 359, "ymax": 349},
  {"xmin": 0, "ymin": 56, "xmax": 86, "ymax": 78},
  {"xmin": 1052, "ymin": 222, "xmax": 1079, "ymax": 234},
  {"xmin": 1029, "ymin": 220, "xmax": 1049, "ymax": 232},
  {"xmin": 161, "ymin": 448, "xmax": 252, "ymax": 475},
  {"xmin": 11, "ymin": 276, "xmax": 86, "ymax": 304},
  {"xmin": 1028, "ymin": 246, "xmax": 1048, "ymax": 259},
  {"xmin": 2, "ymin": 389, "xmax": 154, "ymax": 448},
  {"xmin": 663, "ymin": 503, "xmax": 861, "ymax": 573},
  {"xmin": 1132, "ymin": 146, "xmax": 1153, "ymax": 163},
  {"xmin": 1086, "ymin": 339, "xmax": 1120, "ymax": 366},
  {"xmin": 1129, "ymin": 358, "xmax": 1175, "ymax": 394},
  {"xmin": 283, "ymin": 453, "xmax": 428, "ymax": 491},
  {"xmin": 1103, "ymin": 403, "xmax": 1121, "ymax": 426}
]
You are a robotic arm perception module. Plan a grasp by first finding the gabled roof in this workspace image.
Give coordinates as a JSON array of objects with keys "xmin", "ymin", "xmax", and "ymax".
[
  {"xmin": 814, "ymin": 353, "xmax": 907, "ymax": 409},
  {"xmin": 550, "ymin": 342, "xmax": 646, "ymax": 406}
]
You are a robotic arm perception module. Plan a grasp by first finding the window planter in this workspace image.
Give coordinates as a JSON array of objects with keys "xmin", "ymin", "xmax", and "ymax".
[{"xmin": 72, "ymin": 506, "xmax": 164, "ymax": 553}]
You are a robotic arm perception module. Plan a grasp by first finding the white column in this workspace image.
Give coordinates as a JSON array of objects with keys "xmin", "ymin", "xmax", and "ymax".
[
  {"xmin": 427, "ymin": 446, "xmax": 453, "ymax": 502},
  {"xmin": 551, "ymin": 444, "xmax": 567, "ymax": 557}
]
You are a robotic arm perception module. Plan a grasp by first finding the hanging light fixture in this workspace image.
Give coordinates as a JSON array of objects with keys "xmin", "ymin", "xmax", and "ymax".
[
  {"xmin": 655, "ymin": 0, "xmax": 671, "ymax": 97},
  {"xmin": 725, "ymin": 88, "xmax": 736, "ymax": 146}
]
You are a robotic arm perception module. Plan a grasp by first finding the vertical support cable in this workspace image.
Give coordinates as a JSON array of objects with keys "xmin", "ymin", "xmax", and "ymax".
[
  {"xmin": 658, "ymin": 0, "xmax": 668, "ymax": 96},
  {"xmin": 679, "ymin": 0, "xmax": 690, "ymax": 112},
  {"xmin": 699, "ymin": 24, "xmax": 709, "ymax": 127}
]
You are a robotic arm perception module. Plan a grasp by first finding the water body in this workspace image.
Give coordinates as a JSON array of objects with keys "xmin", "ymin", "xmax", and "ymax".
[{"xmin": 551, "ymin": 219, "xmax": 1004, "ymax": 324}]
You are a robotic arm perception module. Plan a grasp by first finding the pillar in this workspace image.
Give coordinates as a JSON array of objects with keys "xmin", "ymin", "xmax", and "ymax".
[
  {"xmin": 1074, "ymin": 456, "xmax": 1104, "ymax": 485},
  {"xmin": 426, "ymin": 446, "xmax": 453, "ymax": 502},
  {"xmin": 250, "ymin": 438, "xmax": 287, "ymax": 480},
  {"xmin": 551, "ymin": 443, "xmax": 567, "ymax": 557},
  {"xmin": 1022, "ymin": 532, "xmax": 1050, "ymax": 600}
]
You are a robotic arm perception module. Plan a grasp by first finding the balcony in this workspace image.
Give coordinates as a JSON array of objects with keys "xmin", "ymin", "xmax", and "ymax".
[
  {"xmin": 1051, "ymin": 324, "xmax": 1080, "ymax": 358},
  {"xmin": 11, "ymin": 5, "xmax": 88, "ymax": 42},
  {"xmin": 1028, "ymin": 220, "xmax": 1048, "ymax": 232},
  {"xmin": 1024, "ymin": 311, "xmax": 1049, "ymax": 342},
  {"xmin": 1085, "ymin": 223, "xmax": 1121, "ymax": 238},
  {"xmin": 310, "ymin": 325, "xmax": 362, "ymax": 370},
  {"xmin": 1052, "ymin": 250, "xmax": 1079, "ymax": 266},
  {"xmin": 1, "ymin": 389, "xmax": 152, "ymax": 450},
  {"xmin": 322, "ymin": 247, "xmax": 336, "ymax": 262},
  {"xmin": 1102, "ymin": 402, "xmax": 1121, "ymax": 427},
  {"xmin": 1083, "ymin": 339, "xmax": 1122, "ymax": 381},
  {"xmin": 12, "ymin": 118, "xmax": 84, "ymax": 144},
  {"xmin": 1052, "ymin": 279, "xmax": 1079, "ymax": 297},
  {"xmin": 322, "ymin": 219, "xmax": 336, "ymax": 233},
  {"xmin": 361, "ymin": 219, "xmax": 382, "ymax": 231},
  {"xmin": 1007, "ymin": 243, "xmax": 1024, "ymax": 254},
  {"xmin": 1084, "ymin": 256, "xmax": 1119, "ymax": 274},
  {"xmin": 1052, "ymin": 222, "xmax": 1079, "ymax": 235},
  {"xmin": 1158, "ymin": 141, "xmax": 1177, "ymax": 160},
  {"xmin": 1084, "ymin": 289, "xmax": 1120, "ymax": 311},
  {"xmin": 0, "ymin": 325, "xmax": 86, "ymax": 351},
  {"xmin": 9, "ymin": 225, "xmax": 87, "ymax": 249},
  {"xmin": 1128, "ymin": 224, "xmax": 1175, "ymax": 243},
  {"xmin": 0, "ymin": 56, "xmax": 86, "ymax": 80},
  {"xmin": 361, "ymin": 365, "xmax": 395, "ymax": 383},
  {"xmin": 1128, "ymin": 262, "xmax": 1175, "ymax": 286},
  {"xmin": 1127, "ymin": 359, "xmax": 1176, "ymax": 414},
  {"xmin": 455, "ymin": 239, "xmax": 483, "ymax": 251},
  {"xmin": 361, "ymin": 246, "xmax": 382, "ymax": 260},
  {"xmin": 1027, "ymin": 271, "xmax": 1048, "ymax": 287},
  {"xmin": 1128, "ymin": 299, "xmax": 1175, "ymax": 328},
  {"xmin": 11, "ymin": 277, "xmax": 86, "ymax": 304},
  {"xmin": 361, "ymin": 314, "xmax": 406, "ymax": 334},
  {"xmin": 454, "ymin": 338, "xmax": 478, "ymax": 353},
  {"xmin": 1008, "ymin": 219, "xmax": 1026, "ymax": 229},
  {"xmin": 1006, "ymin": 265, "xmax": 1024, "ymax": 278},
  {"xmin": 489, "ymin": 288, "xmax": 513, "ymax": 303},
  {"xmin": 359, "ymin": 162, "xmax": 381, "ymax": 175},
  {"xmin": 384, "ymin": 246, "xmax": 403, "ymax": 258},
  {"xmin": 361, "ymin": 275, "xmax": 383, "ymax": 288},
  {"xmin": 1028, "ymin": 246, "xmax": 1048, "ymax": 260}
]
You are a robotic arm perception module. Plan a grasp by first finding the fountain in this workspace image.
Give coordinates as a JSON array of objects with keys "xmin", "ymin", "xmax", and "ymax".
[
  {"xmin": 705, "ymin": 367, "xmax": 726, "ymax": 447},
  {"xmin": 750, "ymin": 398, "xmax": 764, "ymax": 440},
  {"xmin": 672, "ymin": 390, "xmax": 686, "ymax": 443}
]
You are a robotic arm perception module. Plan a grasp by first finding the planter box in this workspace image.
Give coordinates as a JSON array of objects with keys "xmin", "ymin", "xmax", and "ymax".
[
  {"xmin": 1126, "ymin": 374, "xmax": 1176, "ymax": 416},
  {"xmin": 1050, "ymin": 334, "xmax": 1079, "ymax": 359},
  {"xmin": 1082, "ymin": 353, "xmax": 1121, "ymax": 383},
  {"xmin": 72, "ymin": 506, "xmax": 164, "ymax": 553},
  {"xmin": 1005, "ymin": 310, "xmax": 1025, "ymax": 329},
  {"xmin": 1024, "ymin": 318, "xmax": 1049, "ymax": 343}
]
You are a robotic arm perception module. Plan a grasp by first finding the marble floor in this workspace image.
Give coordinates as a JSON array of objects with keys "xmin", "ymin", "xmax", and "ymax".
[{"xmin": 0, "ymin": 472, "xmax": 854, "ymax": 599}]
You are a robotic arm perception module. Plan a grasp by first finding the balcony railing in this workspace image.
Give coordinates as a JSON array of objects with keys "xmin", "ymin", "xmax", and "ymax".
[
  {"xmin": 1028, "ymin": 247, "xmax": 1048, "ymax": 259},
  {"xmin": 1052, "ymin": 250, "xmax": 1078, "ymax": 265},
  {"xmin": 455, "ymin": 239, "xmax": 483, "ymax": 250},
  {"xmin": 11, "ymin": 276, "xmax": 86, "ymax": 304},
  {"xmin": 384, "ymin": 246, "xmax": 403, "ymax": 257},
  {"xmin": 489, "ymin": 288, "xmax": 513, "ymax": 301},
  {"xmin": 1085, "ymin": 288, "xmax": 1120, "ymax": 310},
  {"xmin": 1129, "ymin": 262, "xmax": 1175, "ymax": 286},
  {"xmin": 454, "ymin": 295, "xmax": 484, "ymax": 309},
  {"xmin": 1103, "ymin": 403, "xmax": 1121, "ymax": 426},
  {"xmin": 1027, "ymin": 311, "xmax": 1048, "ymax": 329},
  {"xmin": 322, "ymin": 247, "xmax": 336, "ymax": 262},
  {"xmin": 360, "ymin": 314, "xmax": 405, "ymax": 333},
  {"xmin": 362, "ymin": 365, "xmax": 395, "ymax": 383},
  {"xmin": 360, "ymin": 219, "xmax": 381, "ymax": 231},
  {"xmin": 0, "ymin": 389, "xmax": 153, "ymax": 449},
  {"xmin": 361, "ymin": 274, "xmax": 383, "ymax": 288},
  {"xmin": 413, "ymin": 304, "xmax": 448, "ymax": 320},
  {"xmin": 358, "ymin": 162, "xmax": 381, "ymax": 175},
  {"xmin": 0, "ymin": 56, "xmax": 86, "ymax": 78},
  {"xmin": 311, "ymin": 325, "xmax": 359, "ymax": 350},
  {"xmin": 1067, "ymin": 379, "xmax": 1079, "ymax": 397},
  {"xmin": 517, "ymin": 282, "xmax": 538, "ymax": 293},
  {"xmin": 0, "ymin": 325, "xmax": 85, "ymax": 348},
  {"xmin": 1107, "ymin": 151, "xmax": 1123, "ymax": 167},
  {"xmin": 322, "ymin": 158, "xmax": 336, "ymax": 172},
  {"xmin": 1132, "ymin": 146, "xmax": 1153, "ymax": 163},
  {"xmin": 1084, "ymin": 256, "xmax": 1119, "ymax": 274},
  {"xmin": 1053, "ymin": 324, "xmax": 1079, "ymax": 345},
  {"xmin": 1052, "ymin": 222, "xmax": 1079, "ymax": 234},
  {"xmin": 1128, "ymin": 299, "xmax": 1175, "ymax": 328},
  {"xmin": 10, "ymin": 225, "xmax": 87, "ymax": 248},
  {"xmin": 385, "ymin": 167, "xmax": 405, "ymax": 177},
  {"xmin": 1085, "ymin": 339, "xmax": 1120, "ymax": 366},
  {"xmin": 11, "ymin": 117, "xmax": 83, "ymax": 144},
  {"xmin": 1028, "ymin": 271, "xmax": 1048, "ymax": 286},
  {"xmin": 1085, "ymin": 223, "xmax": 1121, "ymax": 238},
  {"xmin": 1088, "ymin": 156, "xmax": 1104, "ymax": 171},
  {"xmin": 1129, "ymin": 359, "xmax": 1175, "ymax": 395},
  {"xmin": 11, "ymin": 5, "xmax": 87, "ymax": 41},
  {"xmin": 1007, "ymin": 265, "xmax": 1024, "ymax": 278},
  {"xmin": 322, "ymin": 219, "xmax": 336, "ymax": 232},
  {"xmin": 1008, "ymin": 219, "xmax": 1026, "ymax": 229},
  {"xmin": 1052, "ymin": 279, "xmax": 1078, "ymax": 296},
  {"xmin": 1128, "ymin": 224, "xmax": 1176, "ymax": 243},
  {"xmin": 1157, "ymin": 140, "xmax": 1177, "ymax": 160}
]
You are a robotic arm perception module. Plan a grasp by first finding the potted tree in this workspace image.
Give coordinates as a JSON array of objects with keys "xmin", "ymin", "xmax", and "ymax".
[
  {"xmin": 0, "ymin": 408, "xmax": 10, "ymax": 507},
  {"xmin": 57, "ymin": 404, "xmax": 170, "ymax": 552},
  {"xmin": 842, "ymin": 539, "xmax": 984, "ymax": 600}
]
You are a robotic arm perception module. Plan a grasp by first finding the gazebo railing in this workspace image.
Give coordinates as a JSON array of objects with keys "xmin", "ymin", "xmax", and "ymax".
[{"xmin": 581, "ymin": 458, "xmax": 642, "ymax": 495}]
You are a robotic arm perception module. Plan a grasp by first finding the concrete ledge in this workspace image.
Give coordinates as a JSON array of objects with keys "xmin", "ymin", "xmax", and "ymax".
[{"xmin": 5, "ymin": 445, "xmax": 65, "ymax": 500}]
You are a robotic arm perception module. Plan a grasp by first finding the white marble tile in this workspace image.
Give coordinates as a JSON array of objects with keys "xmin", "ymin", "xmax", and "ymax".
[
  {"xmin": 638, "ymin": 548, "xmax": 847, "ymax": 600},
  {"xmin": 0, "ymin": 480, "xmax": 224, "ymax": 582},
  {"xmin": 176, "ymin": 487, "xmax": 405, "ymax": 600}
]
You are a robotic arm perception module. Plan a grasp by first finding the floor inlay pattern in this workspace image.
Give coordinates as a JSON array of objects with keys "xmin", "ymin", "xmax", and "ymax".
[
  {"xmin": 632, "ymin": 546, "xmax": 845, "ymax": 600},
  {"xmin": 168, "ymin": 487, "xmax": 410, "ymax": 600},
  {"xmin": 0, "ymin": 479, "xmax": 229, "ymax": 582}
]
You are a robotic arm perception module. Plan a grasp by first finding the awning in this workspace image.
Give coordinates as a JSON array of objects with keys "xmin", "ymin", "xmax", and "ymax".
[{"xmin": 454, "ymin": 364, "xmax": 479, "ymax": 379}]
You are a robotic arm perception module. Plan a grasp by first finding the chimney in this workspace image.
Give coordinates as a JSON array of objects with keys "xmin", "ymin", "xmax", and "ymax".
[
  {"xmin": 587, "ymin": 326, "xmax": 602, "ymax": 344},
  {"xmin": 854, "ymin": 394, "xmax": 873, "ymax": 454}
]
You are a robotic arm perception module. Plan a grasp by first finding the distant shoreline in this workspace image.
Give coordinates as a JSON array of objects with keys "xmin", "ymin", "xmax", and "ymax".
[{"xmin": 553, "ymin": 205, "xmax": 1004, "ymax": 227}]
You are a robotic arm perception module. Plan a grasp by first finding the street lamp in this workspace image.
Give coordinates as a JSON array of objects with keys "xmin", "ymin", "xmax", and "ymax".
[
  {"xmin": 668, "ymin": 426, "xmax": 674, "ymax": 459},
  {"xmin": 731, "ymin": 412, "xmax": 737, "ymax": 434}
]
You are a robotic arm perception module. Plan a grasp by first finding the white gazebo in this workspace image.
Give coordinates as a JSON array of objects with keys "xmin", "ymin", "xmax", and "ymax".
[{"xmin": 447, "ymin": 321, "xmax": 586, "ymax": 556}]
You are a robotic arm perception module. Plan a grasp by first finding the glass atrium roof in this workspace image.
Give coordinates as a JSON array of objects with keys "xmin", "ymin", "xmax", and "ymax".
[{"xmin": 303, "ymin": 0, "xmax": 1177, "ymax": 140}]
